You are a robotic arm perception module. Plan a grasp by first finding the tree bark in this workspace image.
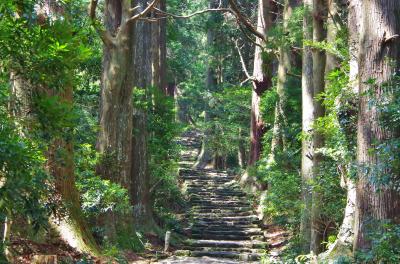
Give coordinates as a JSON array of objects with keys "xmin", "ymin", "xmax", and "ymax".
[
  {"xmin": 131, "ymin": 0, "xmax": 153, "ymax": 226},
  {"xmin": 96, "ymin": 0, "xmax": 137, "ymax": 240},
  {"xmin": 310, "ymin": 0, "xmax": 327, "ymax": 255},
  {"xmin": 48, "ymin": 87, "xmax": 99, "ymax": 255},
  {"xmin": 238, "ymin": 128, "xmax": 247, "ymax": 169},
  {"xmin": 247, "ymin": 0, "xmax": 273, "ymax": 167},
  {"xmin": 300, "ymin": 0, "xmax": 314, "ymax": 250},
  {"xmin": 151, "ymin": 3, "xmax": 161, "ymax": 89},
  {"xmin": 318, "ymin": 2, "xmax": 359, "ymax": 260},
  {"xmin": 159, "ymin": 0, "xmax": 168, "ymax": 94},
  {"xmin": 354, "ymin": 0, "xmax": 400, "ymax": 251},
  {"xmin": 268, "ymin": 0, "xmax": 299, "ymax": 165}
]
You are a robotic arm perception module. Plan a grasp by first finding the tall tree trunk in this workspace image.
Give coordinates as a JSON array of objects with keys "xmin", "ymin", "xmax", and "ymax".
[
  {"xmin": 300, "ymin": 0, "xmax": 314, "ymax": 250},
  {"xmin": 159, "ymin": 0, "xmax": 168, "ymax": 94},
  {"xmin": 96, "ymin": 0, "xmax": 136, "ymax": 241},
  {"xmin": 247, "ymin": 0, "xmax": 273, "ymax": 167},
  {"xmin": 151, "ymin": 20, "xmax": 160, "ymax": 89},
  {"xmin": 10, "ymin": 3, "xmax": 100, "ymax": 255},
  {"xmin": 238, "ymin": 128, "xmax": 247, "ymax": 169},
  {"xmin": 11, "ymin": 58, "xmax": 99, "ymax": 258},
  {"xmin": 195, "ymin": 0, "xmax": 219, "ymax": 169},
  {"xmin": 336, "ymin": 0, "xmax": 358, "ymax": 249},
  {"xmin": 48, "ymin": 87, "xmax": 99, "ymax": 254},
  {"xmin": 268, "ymin": 0, "xmax": 299, "ymax": 165},
  {"xmin": 318, "ymin": 1, "xmax": 358, "ymax": 260},
  {"xmin": 310, "ymin": 0, "xmax": 327, "ymax": 254},
  {"xmin": 354, "ymin": 0, "xmax": 400, "ymax": 251},
  {"xmin": 131, "ymin": 0, "xmax": 153, "ymax": 226},
  {"xmin": 325, "ymin": 0, "xmax": 339, "ymax": 72}
]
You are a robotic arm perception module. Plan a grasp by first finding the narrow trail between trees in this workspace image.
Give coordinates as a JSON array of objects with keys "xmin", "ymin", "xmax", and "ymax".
[{"xmin": 157, "ymin": 130, "xmax": 286, "ymax": 263}]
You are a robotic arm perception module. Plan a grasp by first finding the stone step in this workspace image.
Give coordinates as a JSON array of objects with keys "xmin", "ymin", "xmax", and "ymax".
[
  {"xmin": 182, "ymin": 171, "xmax": 231, "ymax": 175},
  {"xmin": 191, "ymin": 229, "xmax": 263, "ymax": 237},
  {"xmin": 184, "ymin": 175, "xmax": 236, "ymax": 179},
  {"xmin": 192, "ymin": 204, "xmax": 252, "ymax": 210},
  {"xmin": 189, "ymin": 197, "xmax": 247, "ymax": 202},
  {"xmin": 185, "ymin": 180, "xmax": 235, "ymax": 185},
  {"xmin": 188, "ymin": 187, "xmax": 243, "ymax": 192},
  {"xmin": 192, "ymin": 207, "xmax": 252, "ymax": 213},
  {"xmin": 182, "ymin": 177, "xmax": 234, "ymax": 182},
  {"xmin": 191, "ymin": 211, "xmax": 254, "ymax": 217},
  {"xmin": 190, "ymin": 196, "xmax": 247, "ymax": 201},
  {"xmin": 188, "ymin": 189, "xmax": 243, "ymax": 193},
  {"xmin": 193, "ymin": 214, "xmax": 258, "ymax": 220},
  {"xmin": 192, "ymin": 226, "xmax": 261, "ymax": 232},
  {"xmin": 269, "ymin": 239, "xmax": 289, "ymax": 249},
  {"xmin": 191, "ymin": 233, "xmax": 263, "ymax": 241},
  {"xmin": 192, "ymin": 223, "xmax": 260, "ymax": 230},
  {"xmin": 190, "ymin": 200, "xmax": 250, "ymax": 207},
  {"xmin": 185, "ymin": 239, "xmax": 267, "ymax": 249},
  {"xmin": 188, "ymin": 192, "xmax": 246, "ymax": 198},
  {"xmin": 188, "ymin": 186, "xmax": 241, "ymax": 191},
  {"xmin": 181, "ymin": 171, "xmax": 230, "ymax": 176},
  {"xmin": 187, "ymin": 185, "xmax": 241, "ymax": 190},
  {"xmin": 194, "ymin": 216, "xmax": 260, "ymax": 224},
  {"xmin": 193, "ymin": 220, "xmax": 259, "ymax": 228},
  {"xmin": 189, "ymin": 250, "xmax": 262, "ymax": 261},
  {"xmin": 186, "ymin": 181, "xmax": 238, "ymax": 185},
  {"xmin": 183, "ymin": 246, "xmax": 266, "ymax": 254},
  {"xmin": 265, "ymin": 231, "xmax": 289, "ymax": 239}
]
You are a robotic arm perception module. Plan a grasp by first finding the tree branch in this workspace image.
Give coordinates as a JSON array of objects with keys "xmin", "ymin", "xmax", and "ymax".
[
  {"xmin": 238, "ymin": 24, "xmax": 264, "ymax": 50},
  {"xmin": 154, "ymin": 1, "xmax": 266, "ymax": 42},
  {"xmin": 128, "ymin": 0, "xmax": 160, "ymax": 23},
  {"xmin": 228, "ymin": 0, "xmax": 266, "ymax": 42},
  {"xmin": 154, "ymin": 7, "xmax": 232, "ymax": 19},
  {"xmin": 88, "ymin": 0, "xmax": 115, "ymax": 48},
  {"xmin": 234, "ymin": 39, "xmax": 254, "ymax": 81}
]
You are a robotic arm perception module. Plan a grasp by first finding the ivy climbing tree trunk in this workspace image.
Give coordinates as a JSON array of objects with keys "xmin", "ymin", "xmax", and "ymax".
[{"xmin": 354, "ymin": 0, "xmax": 400, "ymax": 252}]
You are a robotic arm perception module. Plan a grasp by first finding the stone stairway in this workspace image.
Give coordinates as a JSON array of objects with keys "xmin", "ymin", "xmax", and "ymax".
[{"xmin": 176, "ymin": 131, "xmax": 267, "ymax": 262}]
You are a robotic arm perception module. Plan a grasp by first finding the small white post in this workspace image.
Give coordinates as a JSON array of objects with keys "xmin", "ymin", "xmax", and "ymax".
[{"xmin": 164, "ymin": 231, "xmax": 171, "ymax": 252}]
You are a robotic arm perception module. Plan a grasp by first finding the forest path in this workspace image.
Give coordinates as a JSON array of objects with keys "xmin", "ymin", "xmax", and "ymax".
[{"xmin": 155, "ymin": 130, "xmax": 267, "ymax": 263}]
